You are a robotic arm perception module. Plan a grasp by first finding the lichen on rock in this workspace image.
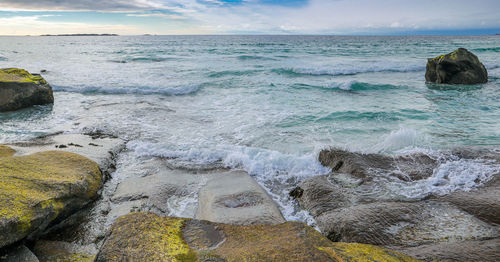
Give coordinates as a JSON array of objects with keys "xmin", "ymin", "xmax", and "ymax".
[
  {"xmin": 0, "ymin": 68, "xmax": 54, "ymax": 112},
  {"xmin": 0, "ymin": 148, "xmax": 102, "ymax": 248},
  {"xmin": 425, "ymin": 48, "xmax": 488, "ymax": 84},
  {"xmin": 96, "ymin": 212, "xmax": 419, "ymax": 262}
]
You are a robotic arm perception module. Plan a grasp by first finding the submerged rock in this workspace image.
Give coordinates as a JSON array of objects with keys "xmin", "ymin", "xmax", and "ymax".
[
  {"xmin": 425, "ymin": 48, "xmax": 488, "ymax": 84},
  {"xmin": 196, "ymin": 170, "xmax": 285, "ymax": 225},
  {"xmin": 0, "ymin": 146, "xmax": 102, "ymax": 248},
  {"xmin": 96, "ymin": 212, "xmax": 419, "ymax": 262},
  {"xmin": 0, "ymin": 68, "xmax": 54, "ymax": 112}
]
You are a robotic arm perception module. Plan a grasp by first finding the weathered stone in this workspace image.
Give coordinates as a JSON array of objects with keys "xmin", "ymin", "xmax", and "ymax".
[
  {"xmin": 7, "ymin": 133, "xmax": 125, "ymax": 176},
  {"xmin": 0, "ymin": 245, "xmax": 39, "ymax": 262},
  {"xmin": 437, "ymin": 176, "xmax": 500, "ymax": 225},
  {"xmin": 96, "ymin": 212, "xmax": 419, "ymax": 262},
  {"xmin": 318, "ymin": 148, "xmax": 437, "ymax": 181},
  {"xmin": 313, "ymin": 201, "xmax": 497, "ymax": 246},
  {"xmin": 0, "ymin": 147, "xmax": 102, "ymax": 248},
  {"xmin": 425, "ymin": 48, "xmax": 488, "ymax": 84},
  {"xmin": 0, "ymin": 68, "xmax": 54, "ymax": 112},
  {"xmin": 394, "ymin": 238, "xmax": 500, "ymax": 262},
  {"xmin": 32, "ymin": 240, "xmax": 96, "ymax": 262},
  {"xmin": 196, "ymin": 171, "xmax": 285, "ymax": 225}
]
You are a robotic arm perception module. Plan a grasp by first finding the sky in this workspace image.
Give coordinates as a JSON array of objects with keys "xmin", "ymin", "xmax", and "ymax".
[{"xmin": 0, "ymin": 0, "xmax": 499, "ymax": 35}]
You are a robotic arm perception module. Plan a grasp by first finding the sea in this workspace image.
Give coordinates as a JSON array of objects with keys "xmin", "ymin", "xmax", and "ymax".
[{"xmin": 1, "ymin": 35, "xmax": 499, "ymax": 224}]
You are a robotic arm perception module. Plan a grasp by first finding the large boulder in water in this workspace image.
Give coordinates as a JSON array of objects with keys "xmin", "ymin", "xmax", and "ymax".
[
  {"xmin": 0, "ymin": 68, "xmax": 54, "ymax": 112},
  {"xmin": 425, "ymin": 48, "xmax": 488, "ymax": 84},
  {"xmin": 0, "ymin": 146, "xmax": 102, "ymax": 248},
  {"xmin": 96, "ymin": 212, "xmax": 418, "ymax": 262}
]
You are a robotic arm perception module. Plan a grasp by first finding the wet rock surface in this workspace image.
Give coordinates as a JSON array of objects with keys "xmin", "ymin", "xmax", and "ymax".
[
  {"xmin": 296, "ymin": 147, "xmax": 500, "ymax": 261},
  {"xmin": 0, "ymin": 68, "xmax": 54, "ymax": 112},
  {"xmin": 425, "ymin": 48, "xmax": 488, "ymax": 84},
  {"xmin": 196, "ymin": 171, "xmax": 285, "ymax": 225},
  {"xmin": 96, "ymin": 212, "xmax": 419, "ymax": 262}
]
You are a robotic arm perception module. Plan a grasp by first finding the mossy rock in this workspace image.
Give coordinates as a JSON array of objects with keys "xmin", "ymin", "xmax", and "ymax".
[
  {"xmin": 0, "ymin": 146, "xmax": 102, "ymax": 248},
  {"xmin": 0, "ymin": 145, "xmax": 15, "ymax": 157},
  {"xmin": 96, "ymin": 212, "xmax": 419, "ymax": 262},
  {"xmin": 425, "ymin": 48, "xmax": 488, "ymax": 84},
  {"xmin": 0, "ymin": 68, "xmax": 53, "ymax": 112}
]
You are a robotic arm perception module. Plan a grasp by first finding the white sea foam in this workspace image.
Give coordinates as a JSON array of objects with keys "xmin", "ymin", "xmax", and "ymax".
[
  {"xmin": 370, "ymin": 127, "xmax": 420, "ymax": 153},
  {"xmin": 127, "ymin": 141, "xmax": 330, "ymax": 223},
  {"xmin": 394, "ymin": 158, "xmax": 500, "ymax": 199},
  {"xmin": 325, "ymin": 80, "xmax": 357, "ymax": 90}
]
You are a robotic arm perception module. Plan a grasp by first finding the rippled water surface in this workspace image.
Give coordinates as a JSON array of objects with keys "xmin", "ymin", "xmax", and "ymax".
[{"xmin": 1, "ymin": 35, "xmax": 499, "ymax": 222}]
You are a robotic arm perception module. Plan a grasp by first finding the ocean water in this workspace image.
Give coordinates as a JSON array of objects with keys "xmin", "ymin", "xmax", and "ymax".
[{"xmin": 1, "ymin": 35, "xmax": 499, "ymax": 222}]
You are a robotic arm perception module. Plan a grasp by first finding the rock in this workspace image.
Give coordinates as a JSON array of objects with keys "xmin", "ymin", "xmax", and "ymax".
[
  {"xmin": 296, "ymin": 147, "xmax": 500, "ymax": 261},
  {"xmin": 425, "ymin": 48, "xmax": 488, "ymax": 84},
  {"xmin": 313, "ymin": 200, "xmax": 497, "ymax": 246},
  {"xmin": 0, "ymin": 68, "xmax": 54, "ymax": 112},
  {"xmin": 318, "ymin": 148, "xmax": 437, "ymax": 181},
  {"xmin": 0, "ymin": 245, "xmax": 39, "ymax": 262},
  {"xmin": 437, "ymin": 176, "xmax": 500, "ymax": 225},
  {"xmin": 394, "ymin": 238, "xmax": 500, "ymax": 262},
  {"xmin": 0, "ymin": 145, "xmax": 15, "ymax": 157},
  {"xmin": 7, "ymin": 133, "xmax": 125, "ymax": 177},
  {"xmin": 32, "ymin": 240, "xmax": 96, "ymax": 262},
  {"xmin": 196, "ymin": 171, "xmax": 285, "ymax": 225},
  {"xmin": 96, "ymin": 212, "xmax": 419, "ymax": 262},
  {"xmin": 0, "ymin": 147, "xmax": 102, "ymax": 248}
]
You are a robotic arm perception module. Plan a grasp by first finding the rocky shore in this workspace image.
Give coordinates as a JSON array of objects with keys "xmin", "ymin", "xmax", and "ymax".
[{"xmin": 0, "ymin": 133, "xmax": 422, "ymax": 261}]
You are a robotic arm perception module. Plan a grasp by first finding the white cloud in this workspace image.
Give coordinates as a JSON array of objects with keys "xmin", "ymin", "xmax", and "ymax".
[{"xmin": 0, "ymin": 15, "xmax": 141, "ymax": 35}]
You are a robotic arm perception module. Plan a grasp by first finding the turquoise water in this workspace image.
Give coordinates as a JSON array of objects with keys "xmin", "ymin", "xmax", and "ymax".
[{"xmin": 1, "ymin": 35, "xmax": 499, "ymax": 221}]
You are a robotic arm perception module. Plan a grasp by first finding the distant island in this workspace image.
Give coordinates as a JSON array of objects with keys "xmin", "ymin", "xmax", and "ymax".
[{"xmin": 40, "ymin": 34, "xmax": 118, "ymax": 36}]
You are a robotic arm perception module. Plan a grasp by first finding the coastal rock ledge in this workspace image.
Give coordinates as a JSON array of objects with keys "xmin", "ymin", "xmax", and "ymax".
[
  {"xmin": 425, "ymin": 48, "xmax": 488, "ymax": 84},
  {"xmin": 96, "ymin": 212, "xmax": 419, "ymax": 262},
  {"xmin": 0, "ymin": 68, "xmax": 54, "ymax": 112}
]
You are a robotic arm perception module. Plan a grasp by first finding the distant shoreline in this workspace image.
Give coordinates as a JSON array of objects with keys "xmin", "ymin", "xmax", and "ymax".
[{"xmin": 39, "ymin": 34, "xmax": 119, "ymax": 36}]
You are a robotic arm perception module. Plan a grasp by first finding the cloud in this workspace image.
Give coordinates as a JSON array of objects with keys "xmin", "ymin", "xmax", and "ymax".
[
  {"xmin": 126, "ymin": 13, "xmax": 186, "ymax": 19},
  {"xmin": 0, "ymin": 0, "xmax": 165, "ymax": 11},
  {"xmin": 0, "ymin": 15, "xmax": 141, "ymax": 35},
  {"xmin": 0, "ymin": 0, "xmax": 499, "ymax": 34}
]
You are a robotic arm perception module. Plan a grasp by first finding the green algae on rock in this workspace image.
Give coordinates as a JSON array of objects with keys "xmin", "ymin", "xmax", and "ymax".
[
  {"xmin": 96, "ymin": 212, "xmax": 419, "ymax": 262},
  {"xmin": 425, "ymin": 48, "xmax": 488, "ymax": 84},
  {"xmin": 0, "ymin": 68, "xmax": 54, "ymax": 112},
  {"xmin": 0, "ymin": 145, "xmax": 15, "ymax": 157},
  {"xmin": 0, "ymin": 147, "xmax": 102, "ymax": 248}
]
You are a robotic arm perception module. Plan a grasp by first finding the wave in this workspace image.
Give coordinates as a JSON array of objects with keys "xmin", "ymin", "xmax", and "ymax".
[
  {"xmin": 52, "ymin": 84, "xmax": 202, "ymax": 96},
  {"xmin": 392, "ymin": 156, "xmax": 500, "ymax": 199},
  {"xmin": 293, "ymin": 81, "xmax": 404, "ymax": 91},
  {"xmin": 208, "ymin": 69, "xmax": 262, "ymax": 78},
  {"xmin": 273, "ymin": 63, "xmax": 425, "ymax": 77},
  {"xmin": 108, "ymin": 57, "xmax": 175, "ymax": 63},
  {"xmin": 236, "ymin": 55, "xmax": 276, "ymax": 61},
  {"xmin": 127, "ymin": 141, "xmax": 330, "ymax": 222},
  {"xmin": 472, "ymin": 47, "xmax": 500, "ymax": 53}
]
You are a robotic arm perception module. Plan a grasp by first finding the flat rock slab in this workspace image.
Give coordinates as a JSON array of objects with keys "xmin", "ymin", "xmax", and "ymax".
[
  {"xmin": 196, "ymin": 170, "xmax": 285, "ymax": 225},
  {"xmin": 109, "ymin": 168, "xmax": 204, "ymax": 220},
  {"xmin": 96, "ymin": 212, "xmax": 419, "ymax": 262},
  {"xmin": 7, "ymin": 133, "xmax": 125, "ymax": 173}
]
